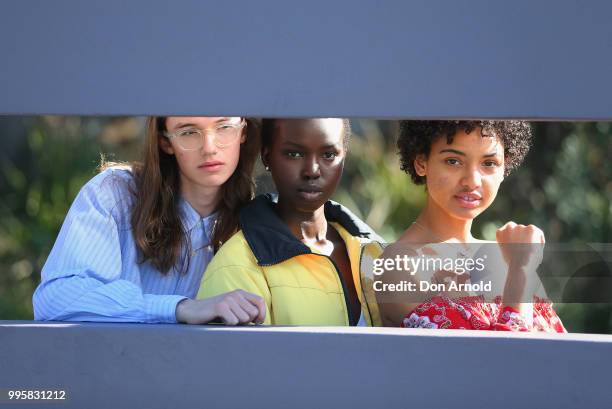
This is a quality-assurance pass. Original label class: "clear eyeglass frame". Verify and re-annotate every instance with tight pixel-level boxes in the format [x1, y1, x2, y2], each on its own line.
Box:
[164, 119, 246, 150]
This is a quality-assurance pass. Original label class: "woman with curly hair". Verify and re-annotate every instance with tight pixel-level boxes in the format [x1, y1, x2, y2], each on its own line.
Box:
[369, 120, 566, 332]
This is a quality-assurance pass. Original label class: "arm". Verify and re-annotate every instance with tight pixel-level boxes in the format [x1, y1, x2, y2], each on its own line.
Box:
[496, 222, 547, 329]
[33, 173, 184, 323]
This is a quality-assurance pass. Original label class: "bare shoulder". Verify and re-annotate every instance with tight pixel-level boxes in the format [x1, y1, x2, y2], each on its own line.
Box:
[379, 240, 420, 261]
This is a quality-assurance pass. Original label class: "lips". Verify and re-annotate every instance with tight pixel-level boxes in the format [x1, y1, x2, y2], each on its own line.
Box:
[454, 192, 482, 208]
[297, 185, 323, 200]
[198, 161, 224, 171]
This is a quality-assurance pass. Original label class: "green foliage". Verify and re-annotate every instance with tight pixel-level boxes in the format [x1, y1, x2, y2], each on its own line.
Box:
[334, 120, 425, 241]
[0, 116, 140, 319]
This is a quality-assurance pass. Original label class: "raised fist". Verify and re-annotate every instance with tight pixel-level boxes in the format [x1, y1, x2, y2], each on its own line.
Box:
[496, 222, 545, 273]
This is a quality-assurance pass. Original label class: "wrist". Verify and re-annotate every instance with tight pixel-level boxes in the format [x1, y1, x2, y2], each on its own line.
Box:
[175, 298, 193, 323]
[507, 262, 529, 277]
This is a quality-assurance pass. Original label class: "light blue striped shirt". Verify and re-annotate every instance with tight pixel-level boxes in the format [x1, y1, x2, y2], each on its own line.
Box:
[33, 167, 216, 323]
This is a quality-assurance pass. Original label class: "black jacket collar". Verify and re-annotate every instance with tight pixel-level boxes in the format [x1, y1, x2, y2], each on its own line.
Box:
[239, 193, 381, 266]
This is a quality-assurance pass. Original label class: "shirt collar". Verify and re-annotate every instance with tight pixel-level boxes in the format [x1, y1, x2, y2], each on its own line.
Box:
[179, 197, 218, 242]
[239, 193, 380, 266]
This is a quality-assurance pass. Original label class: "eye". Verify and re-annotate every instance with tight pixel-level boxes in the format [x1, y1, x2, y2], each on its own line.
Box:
[483, 160, 500, 168]
[285, 151, 303, 159]
[178, 128, 200, 137]
[322, 152, 337, 160]
[445, 158, 461, 166]
[217, 123, 238, 131]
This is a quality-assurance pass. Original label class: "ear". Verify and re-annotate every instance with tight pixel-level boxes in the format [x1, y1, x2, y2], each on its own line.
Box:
[240, 122, 247, 144]
[414, 154, 427, 177]
[261, 146, 270, 169]
[159, 135, 175, 155]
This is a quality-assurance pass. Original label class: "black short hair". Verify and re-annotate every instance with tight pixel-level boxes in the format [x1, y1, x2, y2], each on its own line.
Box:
[397, 120, 532, 185]
[261, 118, 351, 150]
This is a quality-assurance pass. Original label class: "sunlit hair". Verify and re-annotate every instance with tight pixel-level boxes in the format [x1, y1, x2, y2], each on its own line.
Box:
[397, 120, 532, 185]
[102, 117, 260, 274]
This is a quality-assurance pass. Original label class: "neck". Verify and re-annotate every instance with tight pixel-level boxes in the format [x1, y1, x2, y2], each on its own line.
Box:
[276, 198, 328, 243]
[180, 178, 221, 218]
[417, 197, 474, 243]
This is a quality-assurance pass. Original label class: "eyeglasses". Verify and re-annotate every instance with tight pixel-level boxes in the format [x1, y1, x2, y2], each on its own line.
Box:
[164, 119, 246, 150]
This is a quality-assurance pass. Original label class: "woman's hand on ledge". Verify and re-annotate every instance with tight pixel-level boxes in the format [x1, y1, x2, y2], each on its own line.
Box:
[176, 290, 266, 325]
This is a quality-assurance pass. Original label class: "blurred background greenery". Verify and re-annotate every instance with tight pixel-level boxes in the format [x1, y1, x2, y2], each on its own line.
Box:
[1, 117, 610, 332]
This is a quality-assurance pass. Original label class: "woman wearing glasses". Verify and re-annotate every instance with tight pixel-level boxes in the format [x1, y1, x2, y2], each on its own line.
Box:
[33, 116, 266, 325]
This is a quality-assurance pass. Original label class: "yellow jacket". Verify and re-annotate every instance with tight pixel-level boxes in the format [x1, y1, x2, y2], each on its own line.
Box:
[197, 194, 383, 326]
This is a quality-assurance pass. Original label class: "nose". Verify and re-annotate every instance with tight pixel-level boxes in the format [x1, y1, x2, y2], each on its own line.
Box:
[301, 155, 321, 180]
[461, 165, 482, 190]
[200, 131, 218, 156]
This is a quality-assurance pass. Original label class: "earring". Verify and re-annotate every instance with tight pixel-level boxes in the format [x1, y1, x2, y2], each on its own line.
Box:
[265, 165, 270, 171]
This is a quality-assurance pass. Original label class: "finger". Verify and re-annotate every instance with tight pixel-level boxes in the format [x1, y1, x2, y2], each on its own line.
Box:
[227, 290, 258, 321]
[240, 292, 267, 323]
[217, 304, 239, 326]
[227, 298, 251, 324]
[496, 222, 515, 240]
[496, 228, 507, 242]
[234, 295, 260, 321]
[500, 221, 517, 230]
[522, 224, 541, 243]
[527, 225, 545, 244]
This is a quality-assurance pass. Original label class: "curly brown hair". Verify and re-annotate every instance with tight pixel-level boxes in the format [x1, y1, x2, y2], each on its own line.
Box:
[397, 120, 532, 185]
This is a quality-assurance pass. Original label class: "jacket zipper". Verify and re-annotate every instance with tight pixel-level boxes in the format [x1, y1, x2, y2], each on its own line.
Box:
[314, 254, 356, 326]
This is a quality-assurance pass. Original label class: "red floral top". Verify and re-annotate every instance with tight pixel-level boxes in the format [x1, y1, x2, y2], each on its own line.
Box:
[400, 295, 566, 332]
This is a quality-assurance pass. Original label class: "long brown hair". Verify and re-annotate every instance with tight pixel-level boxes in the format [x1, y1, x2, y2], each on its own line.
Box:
[106, 116, 260, 274]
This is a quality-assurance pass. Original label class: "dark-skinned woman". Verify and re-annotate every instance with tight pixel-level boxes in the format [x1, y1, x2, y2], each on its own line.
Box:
[197, 118, 382, 326]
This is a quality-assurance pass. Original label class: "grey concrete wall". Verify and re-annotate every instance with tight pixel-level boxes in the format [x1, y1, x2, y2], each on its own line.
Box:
[1, 0, 612, 119]
[1, 321, 611, 408]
